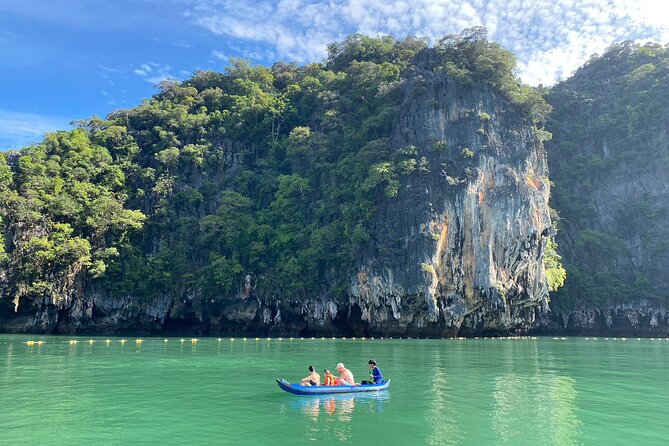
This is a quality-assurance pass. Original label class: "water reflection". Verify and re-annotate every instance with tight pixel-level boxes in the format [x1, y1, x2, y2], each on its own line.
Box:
[426, 350, 462, 445]
[289, 392, 388, 418]
[284, 393, 389, 441]
[492, 373, 581, 445]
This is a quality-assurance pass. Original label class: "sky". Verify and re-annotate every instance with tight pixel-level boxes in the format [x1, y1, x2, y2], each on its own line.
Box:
[1, 0, 668, 150]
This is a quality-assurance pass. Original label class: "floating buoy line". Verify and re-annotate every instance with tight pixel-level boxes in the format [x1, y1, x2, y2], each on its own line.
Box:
[18, 336, 669, 347]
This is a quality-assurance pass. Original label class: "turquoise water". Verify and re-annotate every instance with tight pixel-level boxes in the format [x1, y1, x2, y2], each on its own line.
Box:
[1, 335, 668, 445]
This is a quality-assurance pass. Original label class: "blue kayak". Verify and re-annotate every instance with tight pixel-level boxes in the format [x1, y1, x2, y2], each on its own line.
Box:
[276, 378, 390, 395]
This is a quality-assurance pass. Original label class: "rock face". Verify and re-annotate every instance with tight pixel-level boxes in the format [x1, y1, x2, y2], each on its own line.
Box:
[0, 51, 553, 337]
[348, 50, 552, 336]
[542, 42, 669, 336]
[536, 302, 669, 337]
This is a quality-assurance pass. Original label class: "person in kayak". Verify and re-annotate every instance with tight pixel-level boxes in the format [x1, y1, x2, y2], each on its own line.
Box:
[323, 369, 338, 386]
[367, 359, 384, 384]
[335, 363, 356, 385]
[300, 365, 320, 386]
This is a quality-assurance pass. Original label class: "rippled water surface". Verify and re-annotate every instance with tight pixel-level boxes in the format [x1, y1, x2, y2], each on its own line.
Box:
[1, 335, 668, 445]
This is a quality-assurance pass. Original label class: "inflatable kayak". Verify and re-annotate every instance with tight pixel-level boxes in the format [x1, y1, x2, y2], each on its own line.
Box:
[276, 378, 390, 395]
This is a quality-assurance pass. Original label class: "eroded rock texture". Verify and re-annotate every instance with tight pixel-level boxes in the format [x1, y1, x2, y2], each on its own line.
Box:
[349, 50, 551, 336]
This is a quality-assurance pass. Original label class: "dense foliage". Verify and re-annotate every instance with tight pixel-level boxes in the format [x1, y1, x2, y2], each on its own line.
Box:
[545, 41, 669, 309]
[0, 29, 555, 316]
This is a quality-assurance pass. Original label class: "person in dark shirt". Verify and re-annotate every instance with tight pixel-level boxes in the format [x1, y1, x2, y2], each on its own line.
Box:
[366, 359, 384, 384]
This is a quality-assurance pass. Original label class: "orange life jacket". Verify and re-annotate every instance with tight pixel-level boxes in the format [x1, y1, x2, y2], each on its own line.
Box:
[324, 375, 337, 386]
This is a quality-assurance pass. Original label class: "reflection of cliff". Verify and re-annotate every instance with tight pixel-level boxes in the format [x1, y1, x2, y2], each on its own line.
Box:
[492, 372, 581, 444]
[426, 351, 460, 444]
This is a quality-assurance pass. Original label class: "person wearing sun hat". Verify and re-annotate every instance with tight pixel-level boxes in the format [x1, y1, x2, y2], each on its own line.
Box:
[335, 362, 355, 385]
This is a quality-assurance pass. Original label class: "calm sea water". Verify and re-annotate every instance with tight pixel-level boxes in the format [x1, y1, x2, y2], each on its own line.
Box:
[1, 335, 668, 445]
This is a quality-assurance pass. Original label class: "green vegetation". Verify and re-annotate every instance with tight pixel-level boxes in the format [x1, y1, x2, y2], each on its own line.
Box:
[0, 30, 555, 313]
[461, 148, 475, 158]
[436, 27, 551, 125]
[545, 41, 669, 309]
[478, 111, 491, 121]
[544, 236, 567, 292]
[433, 140, 447, 152]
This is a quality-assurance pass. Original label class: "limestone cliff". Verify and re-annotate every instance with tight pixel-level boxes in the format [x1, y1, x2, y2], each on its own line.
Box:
[542, 41, 669, 336]
[0, 36, 554, 337]
[349, 50, 552, 336]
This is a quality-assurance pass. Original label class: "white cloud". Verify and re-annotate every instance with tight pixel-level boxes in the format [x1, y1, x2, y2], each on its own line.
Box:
[211, 50, 228, 61]
[0, 109, 72, 150]
[97, 63, 121, 73]
[151, 36, 193, 49]
[185, 0, 669, 85]
[133, 63, 178, 85]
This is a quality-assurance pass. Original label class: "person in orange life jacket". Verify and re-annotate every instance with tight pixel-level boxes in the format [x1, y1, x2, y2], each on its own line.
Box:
[323, 369, 338, 386]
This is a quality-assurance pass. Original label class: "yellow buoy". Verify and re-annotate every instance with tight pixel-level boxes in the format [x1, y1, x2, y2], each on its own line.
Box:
[243, 338, 247, 341]
[135, 339, 143, 344]
[68, 340, 78, 345]
[105, 339, 111, 345]
[37, 340, 45, 345]
[163, 339, 169, 343]
[25, 341, 35, 346]
[217, 338, 223, 342]
[180, 338, 186, 343]
[120, 339, 127, 345]
[191, 338, 198, 344]
[88, 340, 95, 345]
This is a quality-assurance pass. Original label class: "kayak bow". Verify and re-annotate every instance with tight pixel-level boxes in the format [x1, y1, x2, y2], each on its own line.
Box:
[276, 378, 390, 395]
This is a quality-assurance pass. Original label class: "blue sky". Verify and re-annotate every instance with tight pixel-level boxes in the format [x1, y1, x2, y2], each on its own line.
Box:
[1, 0, 668, 150]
